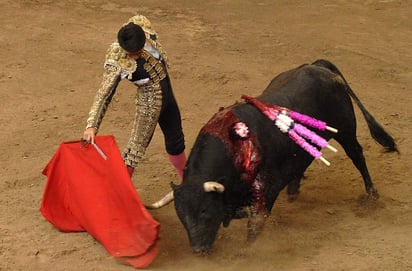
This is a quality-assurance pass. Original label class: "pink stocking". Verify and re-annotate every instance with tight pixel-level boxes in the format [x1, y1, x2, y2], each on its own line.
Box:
[168, 152, 186, 180]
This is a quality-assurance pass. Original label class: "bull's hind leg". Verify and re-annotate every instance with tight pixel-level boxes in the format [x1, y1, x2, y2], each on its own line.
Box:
[287, 178, 301, 202]
[335, 136, 379, 200]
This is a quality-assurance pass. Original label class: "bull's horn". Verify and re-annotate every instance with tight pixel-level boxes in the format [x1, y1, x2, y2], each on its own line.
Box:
[204, 181, 225, 193]
[145, 191, 174, 209]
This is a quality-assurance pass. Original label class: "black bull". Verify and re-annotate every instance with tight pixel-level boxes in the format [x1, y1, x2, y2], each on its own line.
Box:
[149, 59, 398, 253]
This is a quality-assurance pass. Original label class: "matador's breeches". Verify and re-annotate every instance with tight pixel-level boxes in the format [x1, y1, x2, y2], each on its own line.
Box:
[123, 83, 163, 168]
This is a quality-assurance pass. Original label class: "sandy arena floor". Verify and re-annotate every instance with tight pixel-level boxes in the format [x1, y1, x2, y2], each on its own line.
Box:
[1, 1, 411, 270]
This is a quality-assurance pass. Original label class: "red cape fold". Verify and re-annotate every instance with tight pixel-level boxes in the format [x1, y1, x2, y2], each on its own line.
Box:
[40, 135, 160, 268]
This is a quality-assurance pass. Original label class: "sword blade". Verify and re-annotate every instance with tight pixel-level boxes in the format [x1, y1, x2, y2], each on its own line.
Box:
[92, 142, 107, 160]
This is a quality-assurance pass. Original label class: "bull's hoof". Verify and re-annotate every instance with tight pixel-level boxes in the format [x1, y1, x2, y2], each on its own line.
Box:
[246, 213, 267, 242]
[246, 232, 257, 242]
[367, 187, 380, 201]
[287, 192, 299, 202]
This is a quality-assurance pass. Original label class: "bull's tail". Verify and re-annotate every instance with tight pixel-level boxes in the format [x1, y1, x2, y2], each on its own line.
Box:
[312, 59, 398, 153]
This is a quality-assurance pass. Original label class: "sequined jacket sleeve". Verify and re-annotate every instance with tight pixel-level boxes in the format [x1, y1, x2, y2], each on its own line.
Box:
[85, 53, 122, 130]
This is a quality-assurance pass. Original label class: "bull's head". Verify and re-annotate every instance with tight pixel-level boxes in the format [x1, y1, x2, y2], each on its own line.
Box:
[172, 181, 226, 254]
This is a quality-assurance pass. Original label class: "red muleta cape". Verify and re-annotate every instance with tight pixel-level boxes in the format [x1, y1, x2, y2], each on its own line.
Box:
[40, 135, 160, 268]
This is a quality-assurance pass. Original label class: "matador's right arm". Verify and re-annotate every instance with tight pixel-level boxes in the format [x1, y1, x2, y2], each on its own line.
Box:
[85, 43, 134, 131]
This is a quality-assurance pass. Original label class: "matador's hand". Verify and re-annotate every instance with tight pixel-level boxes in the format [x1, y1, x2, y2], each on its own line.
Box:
[83, 127, 97, 144]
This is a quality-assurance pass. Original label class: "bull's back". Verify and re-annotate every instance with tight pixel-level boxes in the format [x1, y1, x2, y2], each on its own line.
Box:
[231, 61, 358, 179]
[258, 62, 355, 131]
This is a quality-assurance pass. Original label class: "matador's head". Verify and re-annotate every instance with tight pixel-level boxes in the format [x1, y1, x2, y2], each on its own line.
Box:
[117, 22, 146, 60]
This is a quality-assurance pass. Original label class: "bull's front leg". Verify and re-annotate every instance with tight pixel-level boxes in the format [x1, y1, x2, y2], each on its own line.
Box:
[246, 209, 268, 242]
[246, 177, 268, 242]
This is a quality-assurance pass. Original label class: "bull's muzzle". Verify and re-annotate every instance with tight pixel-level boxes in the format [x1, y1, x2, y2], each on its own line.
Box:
[192, 245, 212, 255]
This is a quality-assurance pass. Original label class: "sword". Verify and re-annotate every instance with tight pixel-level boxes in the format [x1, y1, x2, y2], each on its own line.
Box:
[92, 142, 107, 160]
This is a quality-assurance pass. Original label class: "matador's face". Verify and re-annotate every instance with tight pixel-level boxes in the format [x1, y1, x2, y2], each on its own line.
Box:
[126, 49, 144, 60]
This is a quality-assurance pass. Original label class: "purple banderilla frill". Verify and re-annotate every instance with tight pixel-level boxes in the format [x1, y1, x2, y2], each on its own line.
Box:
[242, 95, 338, 166]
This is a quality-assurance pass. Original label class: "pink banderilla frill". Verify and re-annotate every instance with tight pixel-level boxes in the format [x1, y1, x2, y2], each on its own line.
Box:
[242, 95, 338, 166]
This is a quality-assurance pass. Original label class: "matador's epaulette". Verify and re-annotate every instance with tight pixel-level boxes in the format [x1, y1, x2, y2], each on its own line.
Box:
[104, 43, 136, 80]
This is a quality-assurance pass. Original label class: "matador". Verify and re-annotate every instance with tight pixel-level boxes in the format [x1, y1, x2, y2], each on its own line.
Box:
[83, 15, 186, 179]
